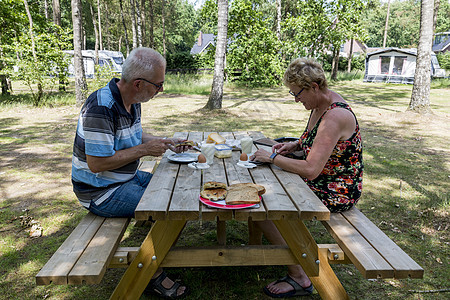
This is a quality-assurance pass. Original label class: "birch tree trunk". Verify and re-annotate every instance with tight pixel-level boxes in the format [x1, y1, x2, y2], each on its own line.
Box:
[140, 0, 146, 46]
[276, 0, 281, 40]
[71, 0, 88, 106]
[148, 0, 154, 48]
[44, 0, 49, 19]
[383, 0, 391, 48]
[119, 0, 130, 55]
[130, 0, 137, 49]
[408, 0, 434, 113]
[97, 0, 103, 50]
[347, 38, 354, 72]
[52, 0, 61, 26]
[162, 0, 166, 57]
[90, 3, 99, 65]
[136, 0, 142, 47]
[204, 0, 228, 110]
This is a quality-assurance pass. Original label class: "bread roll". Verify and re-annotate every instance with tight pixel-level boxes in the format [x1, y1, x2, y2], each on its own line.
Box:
[200, 188, 227, 201]
[203, 181, 227, 190]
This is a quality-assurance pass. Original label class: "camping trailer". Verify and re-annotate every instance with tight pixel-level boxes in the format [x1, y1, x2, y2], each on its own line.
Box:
[63, 50, 123, 78]
[363, 47, 445, 84]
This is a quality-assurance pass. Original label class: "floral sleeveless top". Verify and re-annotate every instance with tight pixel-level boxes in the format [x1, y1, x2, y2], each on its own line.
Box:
[299, 102, 363, 212]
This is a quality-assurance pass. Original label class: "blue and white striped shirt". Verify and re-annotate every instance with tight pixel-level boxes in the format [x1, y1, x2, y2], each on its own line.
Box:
[72, 78, 142, 208]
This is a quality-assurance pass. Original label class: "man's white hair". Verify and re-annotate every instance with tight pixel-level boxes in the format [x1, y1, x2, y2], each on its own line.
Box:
[121, 47, 166, 82]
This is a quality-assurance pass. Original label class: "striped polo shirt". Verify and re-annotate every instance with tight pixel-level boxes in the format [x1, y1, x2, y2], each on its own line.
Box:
[72, 78, 142, 208]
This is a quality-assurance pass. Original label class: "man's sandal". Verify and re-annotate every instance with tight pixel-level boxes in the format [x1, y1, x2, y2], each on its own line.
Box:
[263, 275, 313, 298]
[145, 271, 189, 299]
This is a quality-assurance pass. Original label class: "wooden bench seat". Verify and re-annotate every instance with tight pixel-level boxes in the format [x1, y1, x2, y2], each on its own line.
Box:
[322, 207, 424, 279]
[36, 160, 157, 285]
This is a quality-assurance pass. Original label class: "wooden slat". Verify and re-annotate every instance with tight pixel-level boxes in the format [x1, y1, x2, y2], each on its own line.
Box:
[342, 208, 424, 279]
[271, 165, 330, 221]
[68, 217, 130, 284]
[36, 213, 105, 285]
[135, 133, 189, 221]
[323, 213, 394, 279]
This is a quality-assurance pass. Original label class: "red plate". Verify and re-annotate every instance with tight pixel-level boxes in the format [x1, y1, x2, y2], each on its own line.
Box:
[199, 196, 261, 209]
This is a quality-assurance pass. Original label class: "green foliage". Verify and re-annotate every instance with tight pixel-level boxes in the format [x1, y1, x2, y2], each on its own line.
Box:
[320, 54, 366, 72]
[166, 51, 198, 70]
[1, 25, 72, 106]
[227, 0, 284, 87]
[436, 52, 450, 71]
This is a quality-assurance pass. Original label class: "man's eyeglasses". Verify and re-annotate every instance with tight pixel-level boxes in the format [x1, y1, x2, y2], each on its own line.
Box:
[136, 78, 163, 91]
[289, 88, 304, 98]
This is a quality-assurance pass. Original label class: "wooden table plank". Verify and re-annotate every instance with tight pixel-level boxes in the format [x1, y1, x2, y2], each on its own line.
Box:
[134, 133, 189, 221]
[271, 165, 330, 221]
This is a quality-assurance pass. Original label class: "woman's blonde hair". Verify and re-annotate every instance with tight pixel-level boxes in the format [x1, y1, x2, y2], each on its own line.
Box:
[283, 58, 328, 90]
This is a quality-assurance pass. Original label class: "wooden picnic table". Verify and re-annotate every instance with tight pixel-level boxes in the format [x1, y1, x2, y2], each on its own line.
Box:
[109, 131, 352, 299]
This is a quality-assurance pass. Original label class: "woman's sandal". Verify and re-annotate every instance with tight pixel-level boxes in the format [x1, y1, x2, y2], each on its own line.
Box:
[145, 271, 189, 299]
[263, 275, 313, 298]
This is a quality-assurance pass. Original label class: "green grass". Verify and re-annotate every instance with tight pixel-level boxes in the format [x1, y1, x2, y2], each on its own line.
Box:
[0, 77, 449, 299]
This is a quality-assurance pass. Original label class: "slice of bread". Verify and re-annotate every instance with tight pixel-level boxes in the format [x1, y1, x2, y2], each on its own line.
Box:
[206, 133, 226, 144]
[200, 188, 227, 201]
[228, 183, 265, 196]
[203, 181, 227, 190]
[225, 184, 261, 205]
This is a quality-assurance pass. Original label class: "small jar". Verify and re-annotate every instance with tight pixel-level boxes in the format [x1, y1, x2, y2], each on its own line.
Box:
[214, 144, 232, 158]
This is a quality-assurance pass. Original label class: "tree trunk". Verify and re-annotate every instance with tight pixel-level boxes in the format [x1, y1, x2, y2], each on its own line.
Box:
[383, 0, 391, 48]
[408, 0, 434, 113]
[433, 0, 440, 33]
[97, 0, 103, 50]
[52, 0, 61, 26]
[276, 0, 281, 40]
[71, 0, 88, 106]
[119, 0, 130, 55]
[0, 42, 9, 95]
[104, 2, 111, 50]
[162, 0, 166, 57]
[347, 38, 354, 72]
[148, 0, 154, 48]
[130, 0, 137, 49]
[204, 0, 228, 110]
[23, 0, 36, 61]
[136, 0, 142, 47]
[44, 0, 49, 19]
[90, 3, 99, 65]
[331, 47, 339, 81]
[140, 0, 146, 46]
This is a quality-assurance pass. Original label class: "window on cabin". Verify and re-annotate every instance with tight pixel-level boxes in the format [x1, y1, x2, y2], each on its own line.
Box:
[380, 56, 390, 74]
[392, 56, 406, 75]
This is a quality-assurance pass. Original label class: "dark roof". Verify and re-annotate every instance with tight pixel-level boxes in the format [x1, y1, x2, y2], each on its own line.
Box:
[432, 36, 450, 53]
[190, 33, 215, 55]
[366, 47, 417, 57]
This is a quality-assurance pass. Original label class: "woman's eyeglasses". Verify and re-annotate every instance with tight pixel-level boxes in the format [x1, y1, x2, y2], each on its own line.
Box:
[289, 88, 304, 97]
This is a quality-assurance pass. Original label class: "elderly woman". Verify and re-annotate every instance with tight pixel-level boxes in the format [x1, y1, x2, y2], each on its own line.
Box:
[250, 58, 363, 298]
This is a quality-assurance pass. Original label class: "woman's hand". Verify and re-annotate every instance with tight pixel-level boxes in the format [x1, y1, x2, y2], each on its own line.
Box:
[250, 148, 273, 163]
[272, 142, 298, 155]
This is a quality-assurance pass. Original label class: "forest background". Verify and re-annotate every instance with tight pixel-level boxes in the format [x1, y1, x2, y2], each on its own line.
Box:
[0, 0, 449, 106]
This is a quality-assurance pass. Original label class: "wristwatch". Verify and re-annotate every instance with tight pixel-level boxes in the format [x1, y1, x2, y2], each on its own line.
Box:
[269, 152, 279, 163]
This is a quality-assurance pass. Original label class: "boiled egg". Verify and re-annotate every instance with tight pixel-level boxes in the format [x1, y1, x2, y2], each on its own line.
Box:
[197, 154, 207, 164]
[240, 152, 248, 161]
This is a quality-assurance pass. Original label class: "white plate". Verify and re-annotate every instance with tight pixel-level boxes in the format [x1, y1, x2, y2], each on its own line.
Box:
[236, 161, 257, 168]
[167, 153, 199, 163]
[188, 162, 210, 169]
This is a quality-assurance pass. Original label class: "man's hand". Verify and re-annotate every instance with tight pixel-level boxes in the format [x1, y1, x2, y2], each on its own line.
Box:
[168, 138, 194, 153]
[142, 138, 175, 156]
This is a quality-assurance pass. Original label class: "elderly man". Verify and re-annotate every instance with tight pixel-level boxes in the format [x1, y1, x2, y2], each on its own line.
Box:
[71, 47, 188, 298]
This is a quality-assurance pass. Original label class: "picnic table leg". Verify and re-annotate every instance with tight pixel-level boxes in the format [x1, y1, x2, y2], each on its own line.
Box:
[110, 219, 186, 300]
[274, 219, 349, 300]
